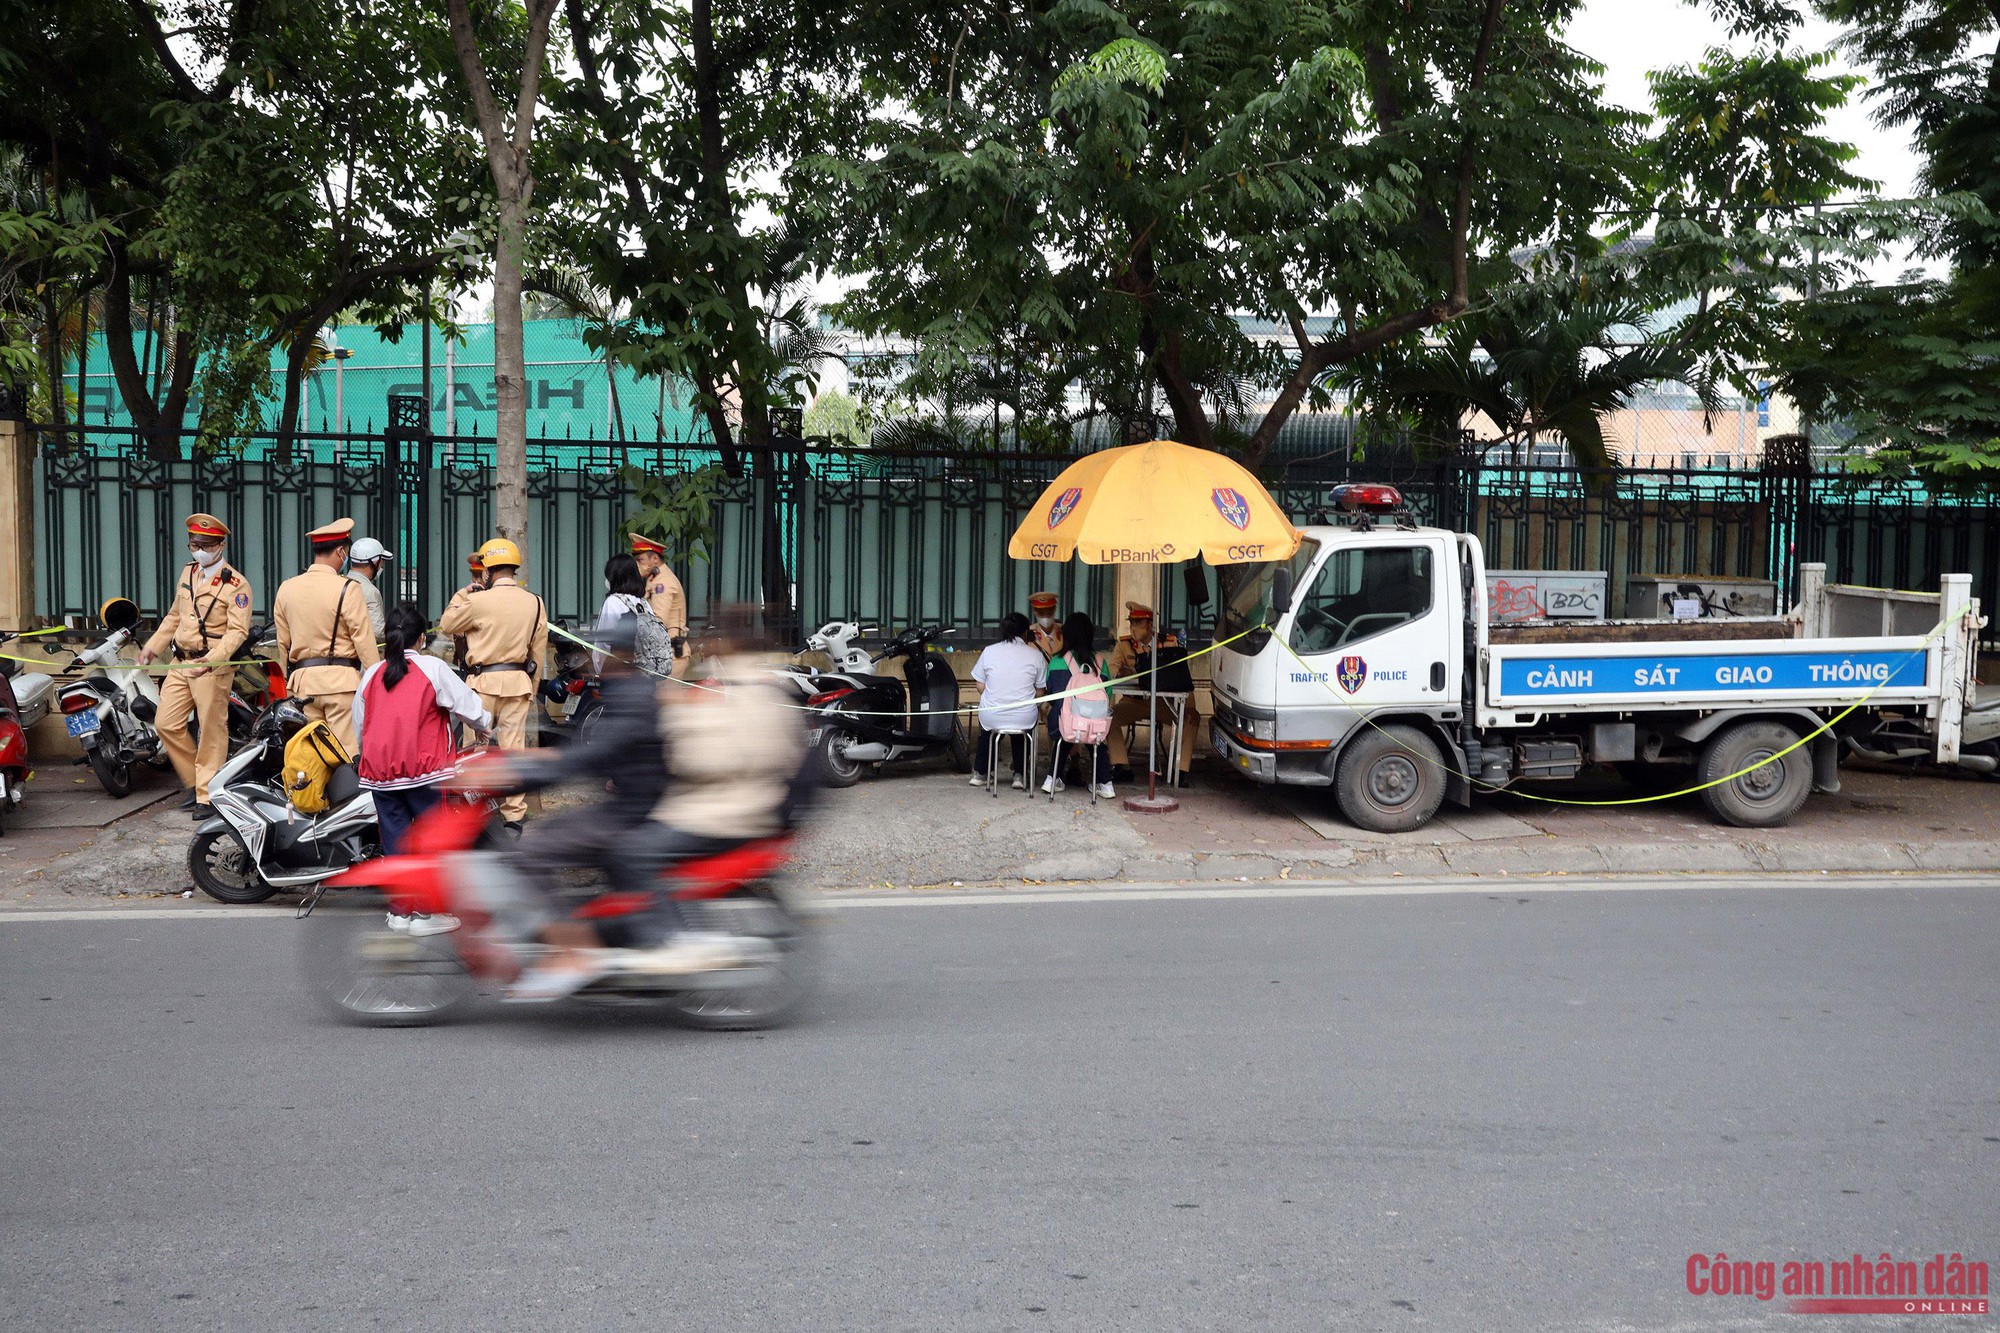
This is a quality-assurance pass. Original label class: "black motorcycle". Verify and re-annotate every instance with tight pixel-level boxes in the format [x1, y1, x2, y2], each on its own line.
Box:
[802, 625, 969, 786]
[537, 634, 606, 748]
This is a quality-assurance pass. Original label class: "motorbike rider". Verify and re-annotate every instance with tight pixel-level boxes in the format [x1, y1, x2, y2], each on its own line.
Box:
[480, 614, 667, 957]
[137, 513, 254, 818]
[494, 605, 806, 1001]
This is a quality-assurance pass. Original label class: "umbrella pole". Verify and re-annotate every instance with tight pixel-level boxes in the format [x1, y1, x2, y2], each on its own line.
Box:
[1125, 560, 1178, 814]
[1147, 561, 1158, 801]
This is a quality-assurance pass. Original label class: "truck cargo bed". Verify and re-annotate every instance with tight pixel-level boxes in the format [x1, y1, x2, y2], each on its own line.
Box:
[1489, 618, 1795, 645]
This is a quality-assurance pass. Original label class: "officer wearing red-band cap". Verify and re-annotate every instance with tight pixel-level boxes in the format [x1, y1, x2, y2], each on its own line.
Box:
[628, 533, 689, 674]
[272, 517, 379, 752]
[137, 513, 253, 816]
[1107, 600, 1198, 780]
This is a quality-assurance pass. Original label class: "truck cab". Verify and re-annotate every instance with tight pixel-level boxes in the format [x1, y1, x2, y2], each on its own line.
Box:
[1210, 512, 1475, 829]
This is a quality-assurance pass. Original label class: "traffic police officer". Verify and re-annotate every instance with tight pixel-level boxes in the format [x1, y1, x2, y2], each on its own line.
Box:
[628, 533, 689, 672]
[272, 517, 379, 753]
[1028, 591, 1063, 659]
[1106, 601, 1198, 779]
[439, 537, 549, 830]
[136, 513, 253, 817]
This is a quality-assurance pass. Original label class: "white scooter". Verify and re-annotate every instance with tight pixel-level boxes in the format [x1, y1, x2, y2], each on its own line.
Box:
[54, 598, 166, 797]
[191, 699, 379, 903]
[771, 622, 877, 699]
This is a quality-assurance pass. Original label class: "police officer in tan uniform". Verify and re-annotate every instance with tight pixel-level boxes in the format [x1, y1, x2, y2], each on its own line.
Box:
[439, 537, 549, 831]
[136, 513, 253, 817]
[272, 517, 379, 753]
[629, 533, 689, 672]
[1106, 601, 1199, 780]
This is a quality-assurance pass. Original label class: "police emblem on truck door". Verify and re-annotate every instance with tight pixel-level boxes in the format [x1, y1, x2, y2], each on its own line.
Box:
[1336, 656, 1367, 693]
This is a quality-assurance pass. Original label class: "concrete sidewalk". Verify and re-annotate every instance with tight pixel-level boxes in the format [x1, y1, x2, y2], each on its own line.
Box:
[5, 751, 1996, 903]
[799, 755, 2000, 888]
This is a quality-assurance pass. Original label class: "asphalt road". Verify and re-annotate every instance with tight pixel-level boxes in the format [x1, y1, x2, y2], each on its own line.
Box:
[3, 878, 1995, 1332]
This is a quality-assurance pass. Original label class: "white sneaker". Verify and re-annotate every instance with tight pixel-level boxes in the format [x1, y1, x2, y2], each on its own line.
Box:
[968, 772, 985, 786]
[405, 913, 461, 937]
[1041, 775, 1065, 794]
[621, 930, 745, 975]
[1094, 782, 1116, 799]
[384, 912, 412, 933]
[1011, 775, 1026, 791]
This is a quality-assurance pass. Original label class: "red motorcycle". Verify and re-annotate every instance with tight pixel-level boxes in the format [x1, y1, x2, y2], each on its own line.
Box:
[300, 792, 816, 1030]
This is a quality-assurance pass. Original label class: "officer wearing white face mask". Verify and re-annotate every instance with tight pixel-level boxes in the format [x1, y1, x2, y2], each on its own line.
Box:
[137, 512, 254, 816]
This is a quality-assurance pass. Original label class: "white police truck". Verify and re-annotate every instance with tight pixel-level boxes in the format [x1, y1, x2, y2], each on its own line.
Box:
[1208, 485, 1993, 834]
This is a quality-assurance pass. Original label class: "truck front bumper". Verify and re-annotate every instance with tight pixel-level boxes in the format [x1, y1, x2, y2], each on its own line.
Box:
[1209, 720, 1333, 787]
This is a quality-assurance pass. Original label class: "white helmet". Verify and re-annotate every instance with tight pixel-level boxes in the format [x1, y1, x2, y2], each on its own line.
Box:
[350, 537, 394, 564]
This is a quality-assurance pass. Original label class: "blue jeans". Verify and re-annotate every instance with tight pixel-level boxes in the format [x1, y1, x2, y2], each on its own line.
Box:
[372, 783, 443, 856]
[1046, 698, 1111, 784]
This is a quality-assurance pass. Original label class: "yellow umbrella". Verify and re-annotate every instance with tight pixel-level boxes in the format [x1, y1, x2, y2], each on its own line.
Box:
[1006, 440, 1302, 810]
[1006, 439, 1302, 566]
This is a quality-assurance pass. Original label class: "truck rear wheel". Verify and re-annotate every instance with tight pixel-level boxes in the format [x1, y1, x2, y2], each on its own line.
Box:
[1696, 720, 1811, 828]
[1335, 724, 1447, 833]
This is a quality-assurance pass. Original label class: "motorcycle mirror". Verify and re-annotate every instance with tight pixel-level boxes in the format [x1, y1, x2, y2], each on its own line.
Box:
[99, 597, 141, 632]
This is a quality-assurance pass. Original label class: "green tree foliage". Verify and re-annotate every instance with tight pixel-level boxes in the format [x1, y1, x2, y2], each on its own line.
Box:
[804, 0, 1635, 468]
[1764, 0, 2000, 474]
[1336, 292, 1719, 469]
[0, 0, 477, 453]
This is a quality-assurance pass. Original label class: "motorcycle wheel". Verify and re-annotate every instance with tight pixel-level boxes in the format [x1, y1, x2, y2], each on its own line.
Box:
[658, 892, 816, 1031]
[947, 722, 972, 773]
[187, 827, 279, 904]
[86, 746, 134, 798]
[814, 727, 865, 788]
[298, 893, 477, 1027]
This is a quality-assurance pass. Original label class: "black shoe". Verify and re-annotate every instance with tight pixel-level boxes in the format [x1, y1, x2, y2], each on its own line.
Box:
[190, 803, 215, 820]
[1110, 765, 1134, 782]
[178, 792, 197, 811]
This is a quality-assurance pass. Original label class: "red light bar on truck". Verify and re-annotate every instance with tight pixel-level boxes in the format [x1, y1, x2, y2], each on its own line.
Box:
[1328, 483, 1404, 514]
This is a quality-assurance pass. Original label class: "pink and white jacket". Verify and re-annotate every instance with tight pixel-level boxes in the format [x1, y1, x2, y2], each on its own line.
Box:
[353, 652, 492, 791]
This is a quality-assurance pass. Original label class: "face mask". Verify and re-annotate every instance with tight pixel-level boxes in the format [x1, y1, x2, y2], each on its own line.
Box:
[191, 545, 223, 569]
[605, 578, 612, 592]
[1036, 616, 1055, 629]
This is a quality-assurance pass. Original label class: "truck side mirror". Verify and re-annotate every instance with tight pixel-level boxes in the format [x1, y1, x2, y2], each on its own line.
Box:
[1272, 567, 1294, 616]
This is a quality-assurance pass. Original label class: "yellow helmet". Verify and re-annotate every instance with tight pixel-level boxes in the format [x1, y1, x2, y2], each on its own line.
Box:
[477, 538, 523, 569]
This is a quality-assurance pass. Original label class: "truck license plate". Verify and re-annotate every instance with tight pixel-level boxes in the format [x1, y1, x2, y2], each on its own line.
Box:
[65, 711, 100, 738]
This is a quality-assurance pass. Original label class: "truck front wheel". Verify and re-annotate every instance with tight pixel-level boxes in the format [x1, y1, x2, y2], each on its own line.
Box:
[1335, 724, 1447, 833]
[1696, 720, 1811, 828]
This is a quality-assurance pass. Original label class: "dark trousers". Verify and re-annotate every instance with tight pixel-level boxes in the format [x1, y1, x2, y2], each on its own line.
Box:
[609, 822, 750, 944]
[973, 728, 1026, 778]
[372, 783, 443, 856]
[1046, 698, 1111, 784]
[512, 802, 633, 903]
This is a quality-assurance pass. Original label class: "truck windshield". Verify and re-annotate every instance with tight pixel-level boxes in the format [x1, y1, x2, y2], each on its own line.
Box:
[1217, 540, 1320, 654]
[1289, 544, 1434, 655]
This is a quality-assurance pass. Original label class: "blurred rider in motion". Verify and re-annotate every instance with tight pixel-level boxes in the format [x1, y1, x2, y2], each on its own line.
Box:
[497, 605, 807, 1001]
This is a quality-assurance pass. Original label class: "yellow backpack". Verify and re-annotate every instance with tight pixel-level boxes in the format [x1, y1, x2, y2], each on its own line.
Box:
[282, 720, 352, 814]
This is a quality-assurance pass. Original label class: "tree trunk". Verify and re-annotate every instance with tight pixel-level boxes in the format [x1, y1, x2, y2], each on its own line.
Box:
[102, 266, 181, 460]
[275, 330, 316, 461]
[445, 0, 559, 551]
[492, 192, 530, 544]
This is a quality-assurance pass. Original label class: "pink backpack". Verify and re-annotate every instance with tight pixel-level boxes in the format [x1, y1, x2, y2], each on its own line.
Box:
[1059, 653, 1113, 745]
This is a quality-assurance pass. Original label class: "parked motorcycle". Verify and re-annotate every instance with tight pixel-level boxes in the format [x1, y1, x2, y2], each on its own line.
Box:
[189, 699, 378, 903]
[0, 649, 40, 836]
[55, 598, 167, 797]
[537, 633, 606, 746]
[801, 624, 969, 786]
[299, 774, 815, 1030]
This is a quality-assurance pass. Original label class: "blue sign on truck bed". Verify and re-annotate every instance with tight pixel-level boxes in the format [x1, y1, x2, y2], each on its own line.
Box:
[1492, 643, 1932, 704]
